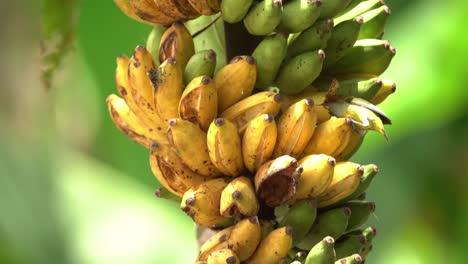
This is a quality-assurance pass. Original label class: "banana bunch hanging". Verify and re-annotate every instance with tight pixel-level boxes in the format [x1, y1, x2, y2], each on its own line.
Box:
[107, 0, 396, 263]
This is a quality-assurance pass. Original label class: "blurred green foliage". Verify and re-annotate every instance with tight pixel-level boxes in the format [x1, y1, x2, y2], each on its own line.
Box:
[1, 0, 467, 263]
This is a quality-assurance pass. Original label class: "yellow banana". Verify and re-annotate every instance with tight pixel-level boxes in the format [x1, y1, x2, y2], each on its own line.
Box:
[371, 79, 397, 105]
[318, 161, 364, 208]
[214, 56, 257, 112]
[254, 155, 301, 207]
[228, 216, 262, 261]
[180, 178, 230, 227]
[335, 130, 366, 162]
[188, 0, 221, 15]
[159, 22, 195, 70]
[107, 94, 165, 148]
[302, 117, 354, 158]
[198, 225, 235, 261]
[167, 118, 221, 177]
[149, 142, 207, 197]
[152, 0, 199, 21]
[207, 249, 240, 264]
[220, 176, 259, 217]
[127, 0, 175, 25]
[242, 114, 277, 173]
[245, 226, 293, 264]
[148, 57, 183, 122]
[273, 98, 318, 159]
[289, 154, 336, 203]
[178, 75, 218, 132]
[220, 91, 283, 133]
[207, 118, 244, 176]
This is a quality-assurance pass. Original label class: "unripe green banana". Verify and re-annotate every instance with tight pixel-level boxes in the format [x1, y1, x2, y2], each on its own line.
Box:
[279, 199, 317, 243]
[334, 0, 384, 25]
[305, 236, 336, 264]
[184, 50, 217, 85]
[334, 233, 367, 260]
[343, 164, 378, 201]
[325, 77, 383, 101]
[335, 254, 363, 264]
[278, 0, 323, 33]
[326, 39, 396, 76]
[323, 17, 364, 68]
[358, 5, 391, 39]
[343, 201, 376, 231]
[319, 0, 353, 19]
[221, 0, 255, 23]
[244, 0, 283, 36]
[252, 33, 288, 89]
[276, 50, 326, 95]
[296, 207, 352, 250]
[220, 176, 259, 217]
[358, 226, 377, 259]
[146, 25, 166, 64]
[286, 19, 334, 59]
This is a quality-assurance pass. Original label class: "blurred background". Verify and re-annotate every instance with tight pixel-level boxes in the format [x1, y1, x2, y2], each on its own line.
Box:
[1, 0, 467, 263]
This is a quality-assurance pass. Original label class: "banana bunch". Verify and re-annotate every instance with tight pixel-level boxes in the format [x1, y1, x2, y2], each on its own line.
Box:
[107, 0, 399, 263]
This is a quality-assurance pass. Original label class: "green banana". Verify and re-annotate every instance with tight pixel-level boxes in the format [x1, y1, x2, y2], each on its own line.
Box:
[244, 0, 283, 36]
[221, 0, 254, 23]
[334, 233, 367, 259]
[296, 207, 351, 250]
[305, 236, 336, 264]
[335, 254, 363, 264]
[334, 0, 384, 25]
[343, 164, 378, 201]
[319, 0, 353, 19]
[359, 226, 377, 259]
[278, 0, 323, 33]
[343, 201, 376, 231]
[184, 50, 217, 85]
[323, 17, 364, 68]
[279, 199, 317, 243]
[276, 50, 326, 95]
[358, 5, 391, 39]
[252, 33, 288, 89]
[326, 77, 383, 101]
[326, 39, 396, 76]
[146, 25, 166, 64]
[286, 19, 334, 59]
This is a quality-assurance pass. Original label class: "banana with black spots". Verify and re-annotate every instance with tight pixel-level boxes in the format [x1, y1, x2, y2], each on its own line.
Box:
[227, 217, 262, 261]
[245, 226, 294, 264]
[220, 176, 259, 217]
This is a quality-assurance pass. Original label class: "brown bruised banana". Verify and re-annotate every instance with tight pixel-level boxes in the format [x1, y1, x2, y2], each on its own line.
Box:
[214, 55, 257, 112]
[220, 176, 259, 217]
[289, 154, 336, 203]
[180, 178, 230, 227]
[245, 226, 293, 264]
[273, 98, 318, 159]
[152, 0, 199, 22]
[227, 216, 262, 261]
[207, 118, 244, 177]
[242, 114, 278, 173]
[178, 75, 218, 132]
[148, 57, 183, 122]
[221, 91, 283, 133]
[167, 118, 221, 177]
[318, 161, 364, 207]
[149, 142, 207, 197]
[302, 117, 354, 158]
[159, 22, 195, 69]
[188, 0, 221, 16]
[116, 0, 174, 26]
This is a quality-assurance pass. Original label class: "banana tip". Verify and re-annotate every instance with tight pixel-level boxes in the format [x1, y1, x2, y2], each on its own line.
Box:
[214, 118, 225, 126]
[369, 202, 376, 212]
[343, 207, 352, 216]
[168, 118, 178, 126]
[328, 157, 336, 166]
[355, 16, 364, 25]
[232, 190, 242, 200]
[201, 76, 212, 85]
[246, 56, 256, 65]
[285, 226, 293, 236]
[226, 256, 237, 264]
[323, 236, 335, 245]
[318, 49, 326, 60]
[248, 216, 259, 224]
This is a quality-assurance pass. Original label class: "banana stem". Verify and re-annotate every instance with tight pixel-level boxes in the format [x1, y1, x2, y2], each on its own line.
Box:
[223, 22, 262, 61]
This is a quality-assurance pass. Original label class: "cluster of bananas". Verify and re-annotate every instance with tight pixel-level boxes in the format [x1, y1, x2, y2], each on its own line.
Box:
[107, 0, 396, 263]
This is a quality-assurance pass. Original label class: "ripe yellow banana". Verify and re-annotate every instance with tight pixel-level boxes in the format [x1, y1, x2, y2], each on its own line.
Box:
[148, 57, 183, 122]
[207, 118, 244, 176]
[371, 79, 396, 105]
[289, 154, 336, 203]
[167, 118, 221, 177]
[228, 216, 262, 261]
[254, 155, 301, 207]
[242, 114, 277, 173]
[107, 94, 165, 148]
[149, 142, 207, 197]
[188, 0, 221, 15]
[214, 56, 257, 112]
[302, 117, 354, 158]
[207, 248, 240, 264]
[159, 22, 195, 70]
[318, 161, 364, 207]
[152, 0, 199, 21]
[220, 91, 283, 133]
[178, 75, 218, 132]
[220, 176, 259, 217]
[273, 98, 318, 159]
[180, 178, 230, 227]
[198, 225, 235, 261]
[245, 226, 293, 264]
[127, 0, 175, 25]
[335, 130, 366, 162]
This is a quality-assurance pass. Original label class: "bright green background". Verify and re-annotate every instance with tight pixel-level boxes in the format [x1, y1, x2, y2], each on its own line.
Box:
[1, 0, 468, 263]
